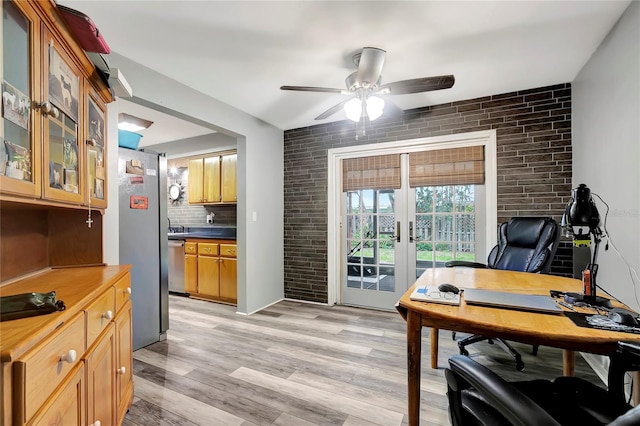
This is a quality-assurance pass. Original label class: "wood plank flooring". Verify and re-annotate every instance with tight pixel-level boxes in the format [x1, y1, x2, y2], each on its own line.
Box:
[123, 295, 602, 426]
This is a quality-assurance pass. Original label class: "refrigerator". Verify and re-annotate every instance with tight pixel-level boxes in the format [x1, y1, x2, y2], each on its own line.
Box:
[118, 147, 169, 350]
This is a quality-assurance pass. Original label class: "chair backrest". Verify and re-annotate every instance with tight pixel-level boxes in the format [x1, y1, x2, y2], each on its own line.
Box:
[487, 217, 560, 274]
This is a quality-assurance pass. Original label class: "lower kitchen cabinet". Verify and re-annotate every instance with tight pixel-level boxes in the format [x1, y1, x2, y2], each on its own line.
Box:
[115, 301, 133, 425]
[184, 239, 237, 304]
[29, 362, 85, 426]
[86, 324, 115, 426]
[0, 266, 133, 426]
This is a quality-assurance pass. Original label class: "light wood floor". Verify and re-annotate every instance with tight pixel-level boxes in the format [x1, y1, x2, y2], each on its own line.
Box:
[123, 295, 602, 426]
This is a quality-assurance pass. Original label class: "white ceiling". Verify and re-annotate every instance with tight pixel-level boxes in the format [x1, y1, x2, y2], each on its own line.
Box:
[60, 1, 630, 132]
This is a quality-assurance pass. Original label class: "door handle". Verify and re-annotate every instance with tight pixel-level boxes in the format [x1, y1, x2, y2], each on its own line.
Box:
[396, 221, 401, 243]
[409, 221, 414, 243]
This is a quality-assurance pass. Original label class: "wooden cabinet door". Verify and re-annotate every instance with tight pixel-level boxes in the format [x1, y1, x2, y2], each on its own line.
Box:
[220, 257, 237, 301]
[115, 301, 133, 425]
[221, 154, 237, 203]
[198, 256, 220, 297]
[184, 254, 198, 294]
[188, 158, 204, 203]
[30, 363, 85, 426]
[203, 156, 221, 203]
[85, 324, 115, 426]
[0, 0, 42, 198]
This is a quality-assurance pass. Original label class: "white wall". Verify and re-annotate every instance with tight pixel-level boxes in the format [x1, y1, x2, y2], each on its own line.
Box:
[573, 1, 640, 311]
[103, 53, 284, 314]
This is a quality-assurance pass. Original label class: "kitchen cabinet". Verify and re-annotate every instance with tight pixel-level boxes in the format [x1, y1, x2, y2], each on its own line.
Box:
[184, 239, 237, 304]
[0, 266, 132, 426]
[184, 242, 198, 294]
[187, 152, 236, 204]
[28, 363, 85, 426]
[197, 243, 220, 297]
[1, 0, 111, 207]
[219, 244, 237, 300]
[115, 301, 133, 425]
[221, 153, 237, 203]
[85, 324, 115, 426]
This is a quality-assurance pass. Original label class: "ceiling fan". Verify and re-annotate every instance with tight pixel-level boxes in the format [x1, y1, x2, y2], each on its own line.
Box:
[280, 47, 455, 123]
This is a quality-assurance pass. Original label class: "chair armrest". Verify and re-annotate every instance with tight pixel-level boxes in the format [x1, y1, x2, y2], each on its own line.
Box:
[447, 355, 561, 426]
[445, 261, 488, 268]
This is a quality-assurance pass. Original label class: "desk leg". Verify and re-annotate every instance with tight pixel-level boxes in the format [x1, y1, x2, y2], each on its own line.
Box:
[562, 350, 575, 376]
[431, 328, 439, 369]
[407, 310, 422, 426]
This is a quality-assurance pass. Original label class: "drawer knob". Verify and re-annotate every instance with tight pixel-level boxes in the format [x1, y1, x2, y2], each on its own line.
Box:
[60, 349, 77, 364]
[102, 310, 113, 320]
[91, 421, 101, 426]
[126, 287, 132, 295]
[117, 366, 126, 375]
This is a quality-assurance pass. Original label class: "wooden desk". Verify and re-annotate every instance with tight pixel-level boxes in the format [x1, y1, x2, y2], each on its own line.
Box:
[396, 267, 640, 426]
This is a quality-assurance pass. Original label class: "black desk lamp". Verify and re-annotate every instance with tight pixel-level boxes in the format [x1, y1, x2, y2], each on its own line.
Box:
[561, 184, 611, 308]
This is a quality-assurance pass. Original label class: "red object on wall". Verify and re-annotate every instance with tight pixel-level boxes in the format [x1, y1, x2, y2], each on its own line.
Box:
[130, 196, 148, 210]
[57, 5, 110, 54]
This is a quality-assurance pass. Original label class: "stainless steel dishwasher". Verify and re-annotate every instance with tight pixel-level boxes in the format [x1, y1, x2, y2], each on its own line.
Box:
[168, 240, 186, 294]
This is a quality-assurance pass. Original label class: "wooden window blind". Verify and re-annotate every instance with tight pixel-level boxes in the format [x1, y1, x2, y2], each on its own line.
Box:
[342, 154, 401, 191]
[409, 146, 485, 187]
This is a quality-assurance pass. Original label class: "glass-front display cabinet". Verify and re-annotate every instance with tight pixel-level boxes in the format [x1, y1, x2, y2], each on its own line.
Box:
[42, 27, 83, 204]
[1, 0, 41, 197]
[86, 91, 107, 208]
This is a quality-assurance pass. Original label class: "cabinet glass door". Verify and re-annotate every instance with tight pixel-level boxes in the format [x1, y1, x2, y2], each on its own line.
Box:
[1, 0, 40, 196]
[86, 93, 106, 207]
[42, 29, 82, 204]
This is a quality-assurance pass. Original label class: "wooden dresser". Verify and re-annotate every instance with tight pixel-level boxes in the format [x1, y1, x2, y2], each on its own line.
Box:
[0, 266, 133, 426]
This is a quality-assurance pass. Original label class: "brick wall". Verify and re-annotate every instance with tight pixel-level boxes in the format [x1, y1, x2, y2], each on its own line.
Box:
[284, 83, 573, 303]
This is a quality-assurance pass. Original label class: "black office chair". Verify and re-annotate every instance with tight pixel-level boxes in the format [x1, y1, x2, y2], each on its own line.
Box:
[446, 216, 561, 370]
[444, 341, 640, 426]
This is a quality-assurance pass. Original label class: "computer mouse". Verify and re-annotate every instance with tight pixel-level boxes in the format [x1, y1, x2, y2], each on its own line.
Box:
[438, 283, 460, 294]
[608, 308, 639, 327]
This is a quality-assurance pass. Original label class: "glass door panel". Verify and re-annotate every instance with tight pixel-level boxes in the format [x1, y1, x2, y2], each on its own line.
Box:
[343, 189, 406, 310]
[86, 93, 106, 207]
[42, 28, 82, 203]
[1, 0, 39, 196]
[411, 185, 478, 279]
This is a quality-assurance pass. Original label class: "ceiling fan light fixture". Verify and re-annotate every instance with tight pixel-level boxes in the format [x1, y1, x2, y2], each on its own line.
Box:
[366, 96, 384, 121]
[344, 98, 362, 122]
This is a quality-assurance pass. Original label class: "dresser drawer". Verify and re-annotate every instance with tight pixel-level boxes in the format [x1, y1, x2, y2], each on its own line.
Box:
[198, 243, 219, 256]
[12, 312, 85, 425]
[114, 273, 132, 313]
[220, 244, 237, 258]
[85, 288, 115, 349]
[184, 242, 198, 254]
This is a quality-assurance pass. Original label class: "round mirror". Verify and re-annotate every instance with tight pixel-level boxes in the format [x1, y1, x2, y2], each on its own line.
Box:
[168, 183, 182, 202]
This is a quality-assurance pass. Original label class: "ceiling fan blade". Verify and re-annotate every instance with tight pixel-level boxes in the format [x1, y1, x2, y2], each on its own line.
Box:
[378, 75, 455, 95]
[280, 85, 347, 94]
[315, 99, 350, 120]
[356, 47, 386, 86]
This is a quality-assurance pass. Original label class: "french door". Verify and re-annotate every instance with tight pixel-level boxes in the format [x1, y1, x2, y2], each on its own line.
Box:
[342, 155, 485, 310]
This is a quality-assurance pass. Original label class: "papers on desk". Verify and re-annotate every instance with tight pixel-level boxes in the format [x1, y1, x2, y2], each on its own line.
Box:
[410, 286, 461, 305]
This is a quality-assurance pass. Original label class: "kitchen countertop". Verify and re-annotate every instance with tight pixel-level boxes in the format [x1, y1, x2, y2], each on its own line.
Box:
[168, 226, 236, 241]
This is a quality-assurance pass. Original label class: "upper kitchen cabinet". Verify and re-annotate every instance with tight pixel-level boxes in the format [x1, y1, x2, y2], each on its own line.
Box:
[221, 153, 237, 203]
[0, 0, 112, 208]
[188, 155, 220, 204]
[188, 151, 236, 205]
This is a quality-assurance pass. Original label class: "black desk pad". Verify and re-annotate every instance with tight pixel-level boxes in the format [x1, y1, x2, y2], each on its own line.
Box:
[565, 312, 640, 335]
